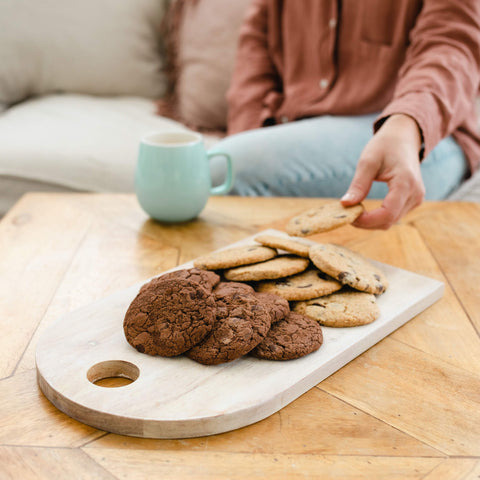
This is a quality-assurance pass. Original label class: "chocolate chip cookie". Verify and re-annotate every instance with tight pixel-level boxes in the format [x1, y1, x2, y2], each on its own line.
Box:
[194, 245, 277, 270]
[309, 243, 388, 294]
[254, 234, 310, 257]
[255, 267, 342, 301]
[293, 289, 380, 327]
[224, 255, 310, 282]
[286, 201, 364, 237]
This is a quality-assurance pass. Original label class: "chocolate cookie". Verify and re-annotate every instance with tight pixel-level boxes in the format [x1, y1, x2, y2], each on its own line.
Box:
[213, 281, 255, 298]
[250, 312, 323, 361]
[124, 278, 216, 357]
[254, 292, 291, 323]
[254, 234, 310, 257]
[255, 267, 342, 301]
[286, 201, 364, 237]
[157, 268, 220, 291]
[193, 245, 277, 270]
[186, 292, 272, 365]
[224, 255, 310, 282]
[143, 268, 220, 294]
[309, 243, 388, 294]
[293, 289, 380, 327]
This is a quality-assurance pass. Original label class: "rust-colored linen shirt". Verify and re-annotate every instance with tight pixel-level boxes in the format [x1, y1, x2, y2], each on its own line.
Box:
[226, 0, 480, 173]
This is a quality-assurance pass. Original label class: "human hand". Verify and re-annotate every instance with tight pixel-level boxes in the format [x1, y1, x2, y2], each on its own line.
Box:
[341, 114, 425, 230]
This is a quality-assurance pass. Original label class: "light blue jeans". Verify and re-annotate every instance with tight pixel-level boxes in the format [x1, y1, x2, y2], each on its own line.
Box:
[211, 114, 467, 199]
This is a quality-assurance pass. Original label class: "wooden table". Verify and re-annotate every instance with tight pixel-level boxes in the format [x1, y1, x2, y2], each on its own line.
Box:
[1, 193, 479, 480]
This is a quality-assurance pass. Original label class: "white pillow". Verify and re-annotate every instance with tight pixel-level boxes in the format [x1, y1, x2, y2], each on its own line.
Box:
[0, 0, 169, 105]
[0, 94, 190, 193]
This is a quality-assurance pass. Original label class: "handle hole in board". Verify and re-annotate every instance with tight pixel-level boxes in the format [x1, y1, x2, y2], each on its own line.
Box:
[87, 360, 140, 388]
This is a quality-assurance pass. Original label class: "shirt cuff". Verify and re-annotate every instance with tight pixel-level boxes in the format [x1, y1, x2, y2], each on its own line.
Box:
[374, 92, 445, 160]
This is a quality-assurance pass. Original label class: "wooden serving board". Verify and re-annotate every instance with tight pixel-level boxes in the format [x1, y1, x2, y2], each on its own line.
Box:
[36, 229, 444, 439]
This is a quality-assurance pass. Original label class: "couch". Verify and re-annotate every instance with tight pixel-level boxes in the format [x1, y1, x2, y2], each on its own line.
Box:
[1, 0, 479, 217]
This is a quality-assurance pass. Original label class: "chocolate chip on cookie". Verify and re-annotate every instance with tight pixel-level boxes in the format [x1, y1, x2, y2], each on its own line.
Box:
[286, 201, 364, 237]
[124, 277, 216, 357]
[250, 311, 323, 360]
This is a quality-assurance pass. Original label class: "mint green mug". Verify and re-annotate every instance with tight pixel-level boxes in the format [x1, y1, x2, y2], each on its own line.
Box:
[135, 131, 233, 222]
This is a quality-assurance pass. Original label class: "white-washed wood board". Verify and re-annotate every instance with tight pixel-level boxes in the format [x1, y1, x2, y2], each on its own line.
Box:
[36, 229, 444, 438]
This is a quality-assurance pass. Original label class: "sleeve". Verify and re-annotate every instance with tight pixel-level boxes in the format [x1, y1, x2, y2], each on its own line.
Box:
[226, 0, 282, 135]
[374, 0, 480, 159]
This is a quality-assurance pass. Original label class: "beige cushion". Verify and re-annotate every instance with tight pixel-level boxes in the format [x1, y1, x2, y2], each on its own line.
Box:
[0, 0, 169, 106]
[175, 0, 252, 130]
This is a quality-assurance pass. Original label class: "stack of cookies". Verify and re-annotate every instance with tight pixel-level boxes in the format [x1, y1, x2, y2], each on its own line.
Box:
[193, 233, 387, 329]
[123, 201, 388, 365]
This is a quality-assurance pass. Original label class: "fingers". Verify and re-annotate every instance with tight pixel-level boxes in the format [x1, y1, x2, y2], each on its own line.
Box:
[352, 187, 406, 230]
[341, 155, 379, 206]
[352, 175, 425, 230]
[341, 119, 426, 230]
[341, 155, 425, 230]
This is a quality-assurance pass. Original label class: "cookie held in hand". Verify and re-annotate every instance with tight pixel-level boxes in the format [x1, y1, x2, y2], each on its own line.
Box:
[286, 201, 364, 237]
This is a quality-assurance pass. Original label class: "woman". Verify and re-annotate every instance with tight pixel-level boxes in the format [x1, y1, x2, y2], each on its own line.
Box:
[213, 0, 480, 229]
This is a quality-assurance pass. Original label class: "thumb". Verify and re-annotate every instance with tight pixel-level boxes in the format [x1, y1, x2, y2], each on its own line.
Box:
[341, 157, 378, 206]
[341, 188, 365, 206]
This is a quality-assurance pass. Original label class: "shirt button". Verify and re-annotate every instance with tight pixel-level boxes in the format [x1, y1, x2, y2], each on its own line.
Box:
[328, 18, 337, 29]
[319, 78, 330, 89]
[280, 115, 289, 123]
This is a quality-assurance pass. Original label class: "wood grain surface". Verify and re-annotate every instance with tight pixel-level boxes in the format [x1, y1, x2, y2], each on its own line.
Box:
[1, 193, 479, 479]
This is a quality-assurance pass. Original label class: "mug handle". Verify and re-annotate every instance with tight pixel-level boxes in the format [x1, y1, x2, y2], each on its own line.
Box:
[207, 151, 233, 195]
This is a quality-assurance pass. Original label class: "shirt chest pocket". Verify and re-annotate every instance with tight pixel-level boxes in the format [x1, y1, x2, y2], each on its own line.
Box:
[360, 0, 404, 46]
